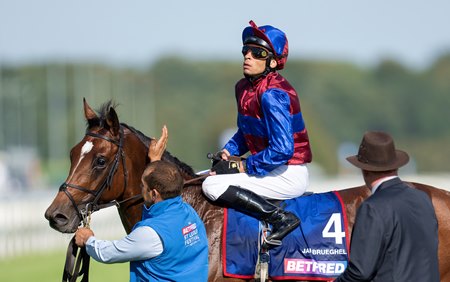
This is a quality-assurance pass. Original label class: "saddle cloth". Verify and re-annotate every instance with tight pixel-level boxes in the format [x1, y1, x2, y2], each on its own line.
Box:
[222, 191, 349, 281]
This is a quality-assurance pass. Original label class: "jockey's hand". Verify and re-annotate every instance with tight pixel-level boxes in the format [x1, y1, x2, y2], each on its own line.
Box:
[75, 227, 94, 247]
[210, 149, 230, 166]
[211, 160, 241, 174]
[219, 149, 230, 160]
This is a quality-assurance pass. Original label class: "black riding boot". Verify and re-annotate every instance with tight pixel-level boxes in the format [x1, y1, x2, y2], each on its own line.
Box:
[218, 185, 300, 248]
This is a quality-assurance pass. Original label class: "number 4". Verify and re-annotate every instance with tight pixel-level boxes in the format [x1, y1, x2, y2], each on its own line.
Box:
[322, 213, 346, 244]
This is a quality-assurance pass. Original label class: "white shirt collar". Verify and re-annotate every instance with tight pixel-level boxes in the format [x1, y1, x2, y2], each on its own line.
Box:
[371, 176, 398, 194]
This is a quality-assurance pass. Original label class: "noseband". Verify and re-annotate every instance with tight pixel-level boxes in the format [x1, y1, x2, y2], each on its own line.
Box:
[59, 127, 128, 224]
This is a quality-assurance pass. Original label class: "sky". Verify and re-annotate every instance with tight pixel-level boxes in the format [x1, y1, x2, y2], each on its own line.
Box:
[1, 0, 450, 69]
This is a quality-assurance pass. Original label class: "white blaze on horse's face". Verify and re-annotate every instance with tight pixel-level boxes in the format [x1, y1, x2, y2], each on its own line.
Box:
[74, 141, 94, 172]
[81, 141, 94, 156]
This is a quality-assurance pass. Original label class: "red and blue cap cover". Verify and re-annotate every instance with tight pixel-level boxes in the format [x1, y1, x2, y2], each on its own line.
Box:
[242, 20, 289, 70]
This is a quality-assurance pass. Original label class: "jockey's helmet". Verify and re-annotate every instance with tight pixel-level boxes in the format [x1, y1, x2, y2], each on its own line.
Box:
[242, 20, 289, 70]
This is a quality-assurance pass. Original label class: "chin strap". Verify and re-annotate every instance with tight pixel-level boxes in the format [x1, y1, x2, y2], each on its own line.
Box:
[245, 57, 276, 83]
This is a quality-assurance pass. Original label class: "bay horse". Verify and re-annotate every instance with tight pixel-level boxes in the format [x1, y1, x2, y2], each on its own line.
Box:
[45, 99, 450, 281]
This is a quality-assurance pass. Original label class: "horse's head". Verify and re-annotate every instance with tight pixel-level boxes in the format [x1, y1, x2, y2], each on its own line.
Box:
[45, 99, 146, 233]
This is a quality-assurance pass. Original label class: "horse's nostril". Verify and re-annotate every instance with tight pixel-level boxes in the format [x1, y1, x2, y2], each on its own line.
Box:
[53, 213, 69, 225]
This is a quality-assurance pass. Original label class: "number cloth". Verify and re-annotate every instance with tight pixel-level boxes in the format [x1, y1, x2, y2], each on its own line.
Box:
[223, 191, 349, 280]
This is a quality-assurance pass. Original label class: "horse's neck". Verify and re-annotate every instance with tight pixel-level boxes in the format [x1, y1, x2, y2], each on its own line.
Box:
[118, 204, 142, 234]
[117, 127, 203, 233]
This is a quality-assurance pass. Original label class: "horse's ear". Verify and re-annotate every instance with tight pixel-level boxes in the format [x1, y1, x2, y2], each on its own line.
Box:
[83, 98, 98, 121]
[106, 106, 120, 136]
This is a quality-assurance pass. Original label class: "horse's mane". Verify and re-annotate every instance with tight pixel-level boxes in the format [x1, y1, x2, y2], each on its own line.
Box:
[89, 100, 197, 178]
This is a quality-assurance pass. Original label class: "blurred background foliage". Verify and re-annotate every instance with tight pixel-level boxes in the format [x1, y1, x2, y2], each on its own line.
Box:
[1, 53, 450, 186]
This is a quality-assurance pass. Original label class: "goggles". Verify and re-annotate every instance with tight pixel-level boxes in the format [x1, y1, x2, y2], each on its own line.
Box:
[242, 45, 272, 59]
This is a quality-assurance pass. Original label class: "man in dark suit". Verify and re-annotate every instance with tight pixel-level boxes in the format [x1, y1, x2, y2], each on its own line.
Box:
[335, 131, 439, 282]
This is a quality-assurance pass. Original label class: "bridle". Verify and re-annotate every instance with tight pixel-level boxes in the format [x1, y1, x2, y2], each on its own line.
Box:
[58, 126, 129, 225]
[59, 124, 207, 282]
[59, 125, 208, 281]
[60, 126, 144, 282]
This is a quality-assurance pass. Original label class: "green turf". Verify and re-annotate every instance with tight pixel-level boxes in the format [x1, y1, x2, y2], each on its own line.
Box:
[0, 249, 128, 282]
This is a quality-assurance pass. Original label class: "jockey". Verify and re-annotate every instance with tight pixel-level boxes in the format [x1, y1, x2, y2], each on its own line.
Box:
[202, 21, 312, 247]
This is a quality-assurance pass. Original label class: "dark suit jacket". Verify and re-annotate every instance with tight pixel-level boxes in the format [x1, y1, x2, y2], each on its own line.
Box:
[335, 177, 439, 282]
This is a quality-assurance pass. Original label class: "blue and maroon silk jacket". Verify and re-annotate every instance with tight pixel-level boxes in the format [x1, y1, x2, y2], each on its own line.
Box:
[223, 72, 312, 176]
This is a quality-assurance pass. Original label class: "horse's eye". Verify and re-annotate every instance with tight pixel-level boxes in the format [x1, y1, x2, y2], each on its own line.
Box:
[95, 157, 107, 168]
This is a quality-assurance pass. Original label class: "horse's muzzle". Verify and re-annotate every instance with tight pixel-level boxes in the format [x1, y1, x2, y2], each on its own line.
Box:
[44, 207, 79, 233]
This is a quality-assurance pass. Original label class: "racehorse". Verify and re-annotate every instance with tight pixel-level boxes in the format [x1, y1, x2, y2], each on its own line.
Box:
[45, 99, 450, 281]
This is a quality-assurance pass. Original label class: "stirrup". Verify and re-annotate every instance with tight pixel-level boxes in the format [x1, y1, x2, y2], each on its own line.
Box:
[262, 215, 301, 249]
[261, 225, 282, 249]
[262, 237, 282, 249]
[255, 223, 271, 282]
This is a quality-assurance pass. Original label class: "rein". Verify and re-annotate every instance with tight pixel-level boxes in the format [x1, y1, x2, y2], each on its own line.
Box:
[183, 174, 209, 186]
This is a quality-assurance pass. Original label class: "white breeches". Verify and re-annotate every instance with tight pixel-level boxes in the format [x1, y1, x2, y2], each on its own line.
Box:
[202, 164, 309, 201]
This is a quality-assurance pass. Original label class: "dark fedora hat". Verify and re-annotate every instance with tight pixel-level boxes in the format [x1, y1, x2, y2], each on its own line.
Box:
[346, 131, 409, 171]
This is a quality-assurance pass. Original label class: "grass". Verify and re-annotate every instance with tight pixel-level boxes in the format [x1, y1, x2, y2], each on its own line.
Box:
[0, 249, 128, 282]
